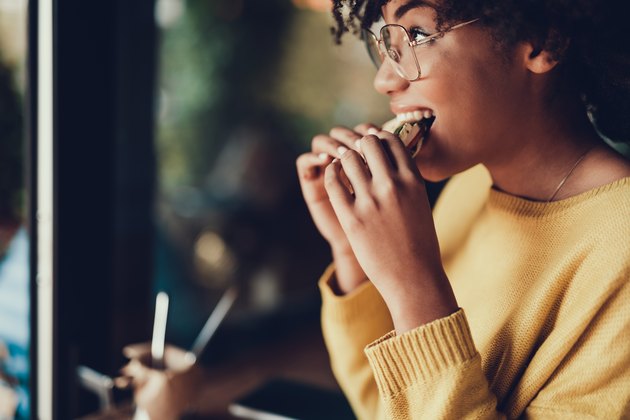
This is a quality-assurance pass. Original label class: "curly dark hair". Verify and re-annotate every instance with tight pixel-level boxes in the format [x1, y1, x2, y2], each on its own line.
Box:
[331, 0, 630, 144]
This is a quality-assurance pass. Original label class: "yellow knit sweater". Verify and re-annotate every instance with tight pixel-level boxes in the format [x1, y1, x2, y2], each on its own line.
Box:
[319, 164, 630, 419]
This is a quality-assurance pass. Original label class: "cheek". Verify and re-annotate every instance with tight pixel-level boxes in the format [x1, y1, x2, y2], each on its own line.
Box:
[410, 59, 517, 179]
[423, 52, 518, 150]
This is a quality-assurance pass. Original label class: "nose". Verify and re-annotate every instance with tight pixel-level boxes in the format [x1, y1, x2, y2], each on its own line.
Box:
[373, 59, 409, 96]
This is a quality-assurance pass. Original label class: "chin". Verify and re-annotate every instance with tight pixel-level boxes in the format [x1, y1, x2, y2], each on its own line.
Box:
[414, 157, 453, 183]
[413, 131, 473, 182]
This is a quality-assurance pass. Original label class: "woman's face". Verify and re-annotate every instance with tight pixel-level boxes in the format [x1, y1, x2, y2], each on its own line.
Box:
[377, 0, 531, 181]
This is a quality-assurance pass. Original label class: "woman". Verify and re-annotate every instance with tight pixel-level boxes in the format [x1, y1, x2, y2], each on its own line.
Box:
[296, 0, 630, 418]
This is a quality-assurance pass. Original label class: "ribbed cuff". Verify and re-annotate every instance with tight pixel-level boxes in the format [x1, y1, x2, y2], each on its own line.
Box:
[364, 309, 477, 396]
[318, 263, 391, 325]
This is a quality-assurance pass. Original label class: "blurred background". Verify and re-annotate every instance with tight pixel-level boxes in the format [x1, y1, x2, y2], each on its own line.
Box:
[151, 0, 389, 350]
[0, 0, 393, 417]
[12, 0, 627, 417]
[0, 0, 28, 418]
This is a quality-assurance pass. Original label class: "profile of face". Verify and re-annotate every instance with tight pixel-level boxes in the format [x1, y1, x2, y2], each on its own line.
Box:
[376, 0, 540, 182]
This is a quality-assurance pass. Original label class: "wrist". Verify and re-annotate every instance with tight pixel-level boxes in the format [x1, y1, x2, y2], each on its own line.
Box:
[330, 247, 367, 295]
[382, 271, 458, 334]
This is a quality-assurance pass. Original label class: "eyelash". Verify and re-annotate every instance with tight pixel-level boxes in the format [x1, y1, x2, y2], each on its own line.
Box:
[409, 27, 432, 43]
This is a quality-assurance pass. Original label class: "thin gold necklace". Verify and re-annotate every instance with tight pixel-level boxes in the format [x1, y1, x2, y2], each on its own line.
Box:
[547, 148, 592, 202]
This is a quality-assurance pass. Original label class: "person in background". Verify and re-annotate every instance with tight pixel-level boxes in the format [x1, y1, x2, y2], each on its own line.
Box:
[297, 0, 630, 418]
[0, 54, 29, 419]
[0, 341, 19, 417]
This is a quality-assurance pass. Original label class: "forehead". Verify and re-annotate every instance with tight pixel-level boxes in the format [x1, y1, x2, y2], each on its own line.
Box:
[381, 0, 438, 22]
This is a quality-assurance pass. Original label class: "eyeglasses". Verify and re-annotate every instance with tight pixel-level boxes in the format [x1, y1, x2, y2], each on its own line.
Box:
[362, 18, 479, 81]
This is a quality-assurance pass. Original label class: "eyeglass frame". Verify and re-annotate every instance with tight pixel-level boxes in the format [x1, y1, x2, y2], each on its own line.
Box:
[362, 18, 480, 81]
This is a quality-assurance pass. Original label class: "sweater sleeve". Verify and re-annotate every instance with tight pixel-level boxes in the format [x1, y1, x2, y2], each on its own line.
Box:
[365, 309, 505, 420]
[364, 278, 630, 420]
[322, 261, 630, 419]
[319, 264, 394, 420]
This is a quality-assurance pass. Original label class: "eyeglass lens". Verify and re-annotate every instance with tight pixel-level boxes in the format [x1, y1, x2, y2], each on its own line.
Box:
[362, 26, 420, 81]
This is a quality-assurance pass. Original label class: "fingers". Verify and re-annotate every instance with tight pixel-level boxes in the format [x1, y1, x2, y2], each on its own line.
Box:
[306, 125, 377, 168]
[114, 375, 133, 389]
[312, 134, 348, 158]
[356, 131, 421, 180]
[123, 343, 151, 359]
[353, 122, 381, 136]
[338, 149, 372, 196]
[120, 359, 151, 389]
[312, 127, 360, 158]
[296, 152, 331, 182]
[300, 124, 418, 209]
[324, 159, 354, 214]
[299, 128, 362, 184]
[357, 134, 395, 180]
[328, 126, 363, 152]
[376, 130, 417, 170]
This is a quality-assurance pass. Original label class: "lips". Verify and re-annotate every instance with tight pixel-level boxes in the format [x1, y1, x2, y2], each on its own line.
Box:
[381, 106, 436, 157]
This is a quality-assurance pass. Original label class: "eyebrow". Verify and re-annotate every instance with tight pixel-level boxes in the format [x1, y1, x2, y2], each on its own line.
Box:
[394, 0, 436, 20]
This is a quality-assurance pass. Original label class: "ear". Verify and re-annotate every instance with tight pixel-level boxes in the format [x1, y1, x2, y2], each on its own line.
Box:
[521, 43, 561, 74]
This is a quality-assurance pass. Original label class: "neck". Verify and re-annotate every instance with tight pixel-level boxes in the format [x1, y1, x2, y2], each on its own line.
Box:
[485, 95, 602, 202]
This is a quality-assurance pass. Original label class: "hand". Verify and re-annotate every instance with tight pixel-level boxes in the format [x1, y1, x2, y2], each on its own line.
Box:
[0, 341, 18, 417]
[120, 343, 205, 420]
[0, 382, 18, 418]
[324, 131, 458, 332]
[296, 123, 380, 293]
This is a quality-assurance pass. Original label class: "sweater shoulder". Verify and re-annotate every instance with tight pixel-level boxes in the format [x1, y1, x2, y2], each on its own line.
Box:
[567, 178, 630, 252]
[433, 165, 492, 259]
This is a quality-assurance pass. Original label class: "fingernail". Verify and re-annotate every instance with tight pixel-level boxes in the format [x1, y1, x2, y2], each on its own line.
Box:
[367, 128, 379, 135]
[318, 152, 329, 161]
[332, 158, 339, 163]
[337, 146, 348, 156]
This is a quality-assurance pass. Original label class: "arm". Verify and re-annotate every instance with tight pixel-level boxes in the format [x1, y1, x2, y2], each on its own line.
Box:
[319, 265, 394, 419]
[363, 277, 630, 419]
[297, 124, 387, 294]
[365, 310, 504, 420]
[323, 131, 630, 418]
[297, 123, 394, 418]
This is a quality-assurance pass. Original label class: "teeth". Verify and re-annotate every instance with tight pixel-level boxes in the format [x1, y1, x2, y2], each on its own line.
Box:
[396, 109, 434, 124]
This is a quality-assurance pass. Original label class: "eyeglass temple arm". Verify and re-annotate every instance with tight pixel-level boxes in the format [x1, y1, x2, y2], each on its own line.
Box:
[410, 18, 480, 47]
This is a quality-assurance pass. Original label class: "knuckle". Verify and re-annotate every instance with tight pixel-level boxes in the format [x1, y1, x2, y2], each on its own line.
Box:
[362, 134, 379, 146]
[357, 195, 378, 213]
[324, 177, 337, 193]
[328, 126, 344, 137]
[296, 153, 308, 167]
[323, 165, 337, 186]
[340, 149, 358, 161]
[377, 179, 400, 199]
[354, 122, 378, 133]
[401, 167, 422, 183]
[343, 214, 363, 234]
[311, 134, 329, 149]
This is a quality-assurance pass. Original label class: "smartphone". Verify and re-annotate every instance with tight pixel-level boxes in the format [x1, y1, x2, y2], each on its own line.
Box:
[228, 378, 356, 420]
